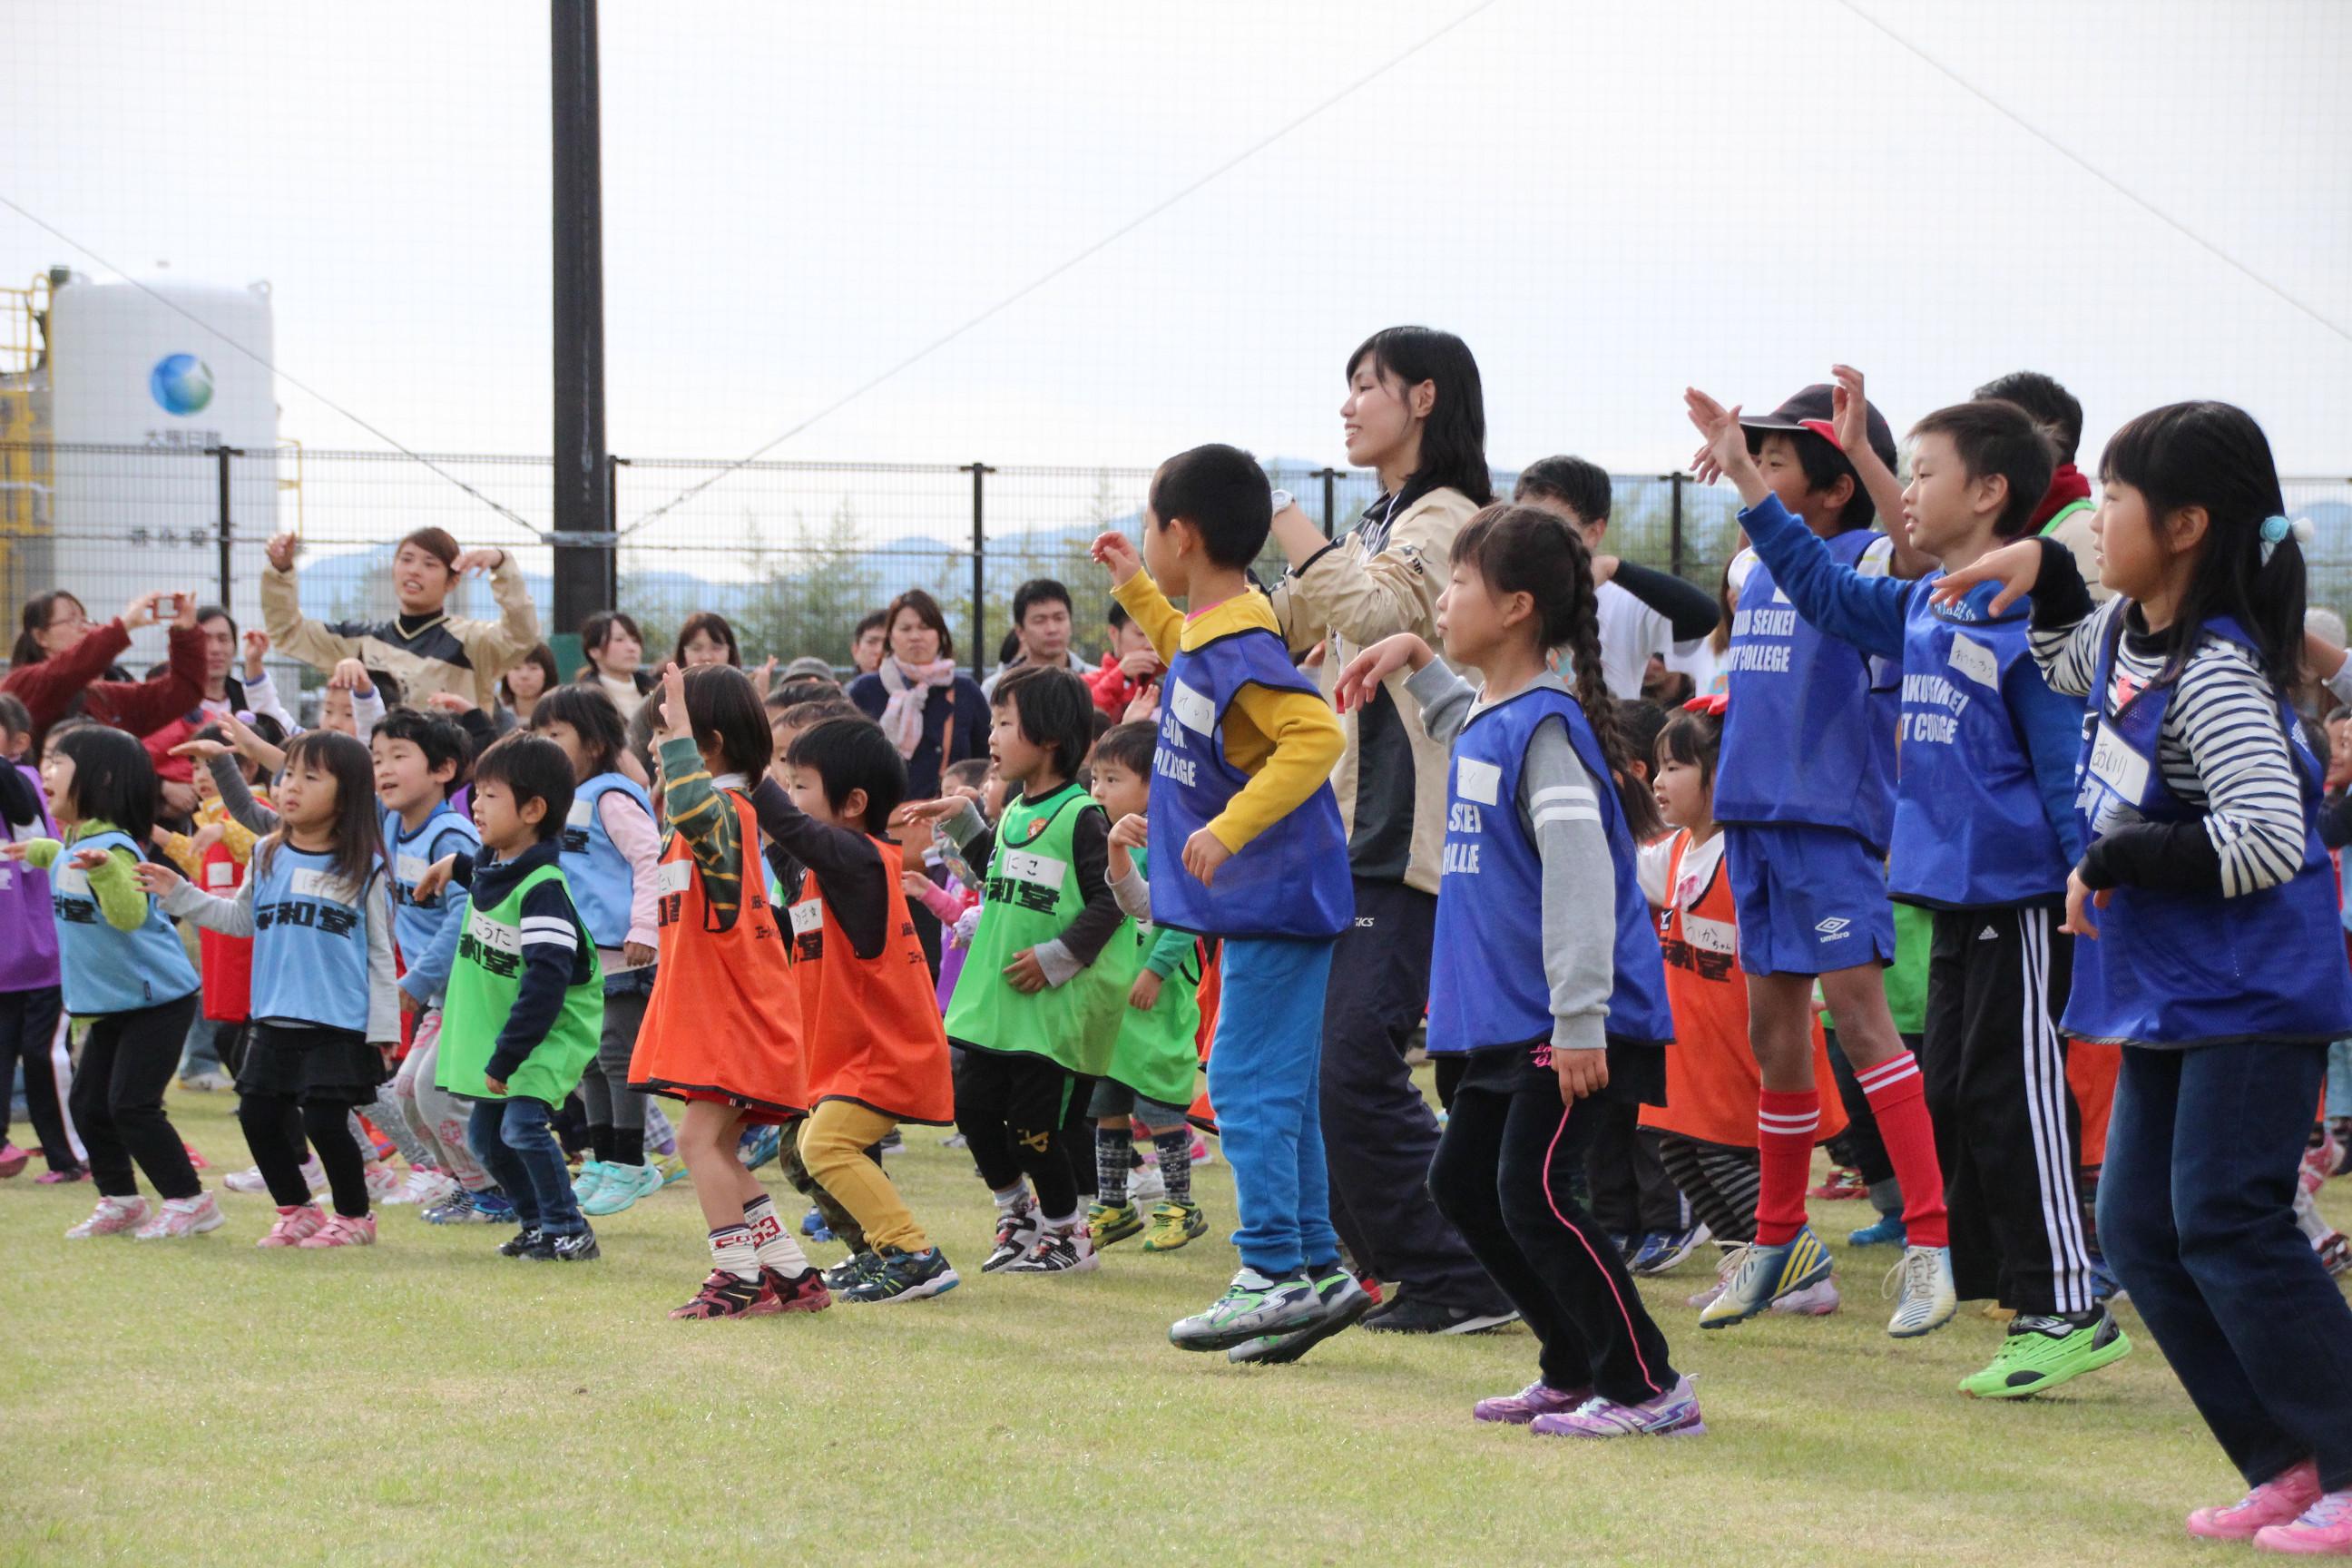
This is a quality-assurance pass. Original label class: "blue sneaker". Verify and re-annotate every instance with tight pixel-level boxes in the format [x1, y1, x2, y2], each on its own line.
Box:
[799, 1206, 827, 1238]
[740, 1125, 781, 1171]
[1699, 1226, 1833, 1328]
[2088, 1255, 2127, 1305]
[1848, 1214, 1907, 1248]
[1631, 1224, 1711, 1277]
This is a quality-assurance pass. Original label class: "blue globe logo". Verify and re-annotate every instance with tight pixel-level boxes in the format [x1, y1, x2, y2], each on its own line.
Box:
[149, 353, 214, 416]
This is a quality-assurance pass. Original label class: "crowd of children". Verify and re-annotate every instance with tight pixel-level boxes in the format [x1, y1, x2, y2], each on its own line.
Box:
[11, 342, 2352, 1553]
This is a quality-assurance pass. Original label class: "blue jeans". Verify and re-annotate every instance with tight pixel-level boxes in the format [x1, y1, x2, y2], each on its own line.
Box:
[2099, 1041, 2352, 1490]
[178, 1014, 222, 1077]
[467, 1097, 585, 1237]
[1206, 936, 1337, 1278]
[2328, 1040, 2352, 1120]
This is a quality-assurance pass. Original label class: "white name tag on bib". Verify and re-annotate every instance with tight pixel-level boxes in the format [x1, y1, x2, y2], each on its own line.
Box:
[1002, 850, 1067, 891]
[396, 852, 430, 887]
[53, 864, 89, 897]
[289, 868, 355, 905]
[566, 799, 593, 828]
[1946, 633, 1999, 691]
[2086, 720, 2151, 807]
[464, 906, 521, 954]
[1455, 757, 1502, 808]
[204, 862, 237, 889]
[655, 859, 693, 896]
[789, 899, 822, 936]
[1170, 681, 1215, 737]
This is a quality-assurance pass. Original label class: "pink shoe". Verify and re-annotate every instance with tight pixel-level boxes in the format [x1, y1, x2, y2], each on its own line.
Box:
[2189, 1458, 2321, 1540]
[257, 1204, 327, 1248]
[65, 1194, 151, 1239]
[296, 1212, 377, 1248]
[35, 1166, 90, 1185]
[133, 1191, 226, 1240]
[181, 1142, 211, 1171]
[1528, 1375, 1706, 1438]
[1473, 1380, 1591, 1425]
[0, 1142, 28, 1178]
[2304, 1135, 2340, 1198]
[2256, 1489, 2352, 1554]
[1771, 1279, 1842, 1316]
[363, 1162, 402, 1202]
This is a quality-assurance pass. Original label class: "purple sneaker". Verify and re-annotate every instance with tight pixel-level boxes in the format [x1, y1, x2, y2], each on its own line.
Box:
[1473, 1381, 1591, 1425]
[1528, 1375, 1706, 1438]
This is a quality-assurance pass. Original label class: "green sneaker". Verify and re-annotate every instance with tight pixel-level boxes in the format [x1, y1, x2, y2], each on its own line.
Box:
[1141, 1200, 1207, 1252]
[1088, 1200, 1144, 1248]
[1170, 1269, 1319, 1353]
[1957, 1310, 2132, 1399]
[570, 1160, 609, 1205]
[580, 1160, 663, 1217]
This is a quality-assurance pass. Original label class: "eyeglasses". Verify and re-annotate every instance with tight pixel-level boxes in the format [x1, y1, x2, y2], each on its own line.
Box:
[45, 611, 86, 631]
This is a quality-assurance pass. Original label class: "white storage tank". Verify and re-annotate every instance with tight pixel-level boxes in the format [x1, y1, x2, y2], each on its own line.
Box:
[42, 273, 279, 663]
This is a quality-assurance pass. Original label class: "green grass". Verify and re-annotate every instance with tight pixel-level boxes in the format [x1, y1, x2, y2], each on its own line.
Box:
[0, 1085, 2327, 1568]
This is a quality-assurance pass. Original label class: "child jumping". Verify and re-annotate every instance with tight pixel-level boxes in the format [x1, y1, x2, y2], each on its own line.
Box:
[1092, 443, 1357, 1361]
[1338, 503, 1698, 1436]
[145, 730, 398, 1248]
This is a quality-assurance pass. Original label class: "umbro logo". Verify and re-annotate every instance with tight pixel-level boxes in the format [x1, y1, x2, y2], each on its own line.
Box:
[1814, 916, 1852, 939]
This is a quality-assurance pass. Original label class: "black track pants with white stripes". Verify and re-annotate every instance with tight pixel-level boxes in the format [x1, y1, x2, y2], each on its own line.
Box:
[1918, 906, 2095, 1317]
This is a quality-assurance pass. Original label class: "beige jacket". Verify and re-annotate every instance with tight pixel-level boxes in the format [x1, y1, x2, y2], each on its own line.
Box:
[261, 553, 541, 710]
[1269, 485, 1481, 897]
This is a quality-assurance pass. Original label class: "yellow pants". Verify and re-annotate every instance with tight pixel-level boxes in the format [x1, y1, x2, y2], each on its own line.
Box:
[798, 1099, 926, 1253]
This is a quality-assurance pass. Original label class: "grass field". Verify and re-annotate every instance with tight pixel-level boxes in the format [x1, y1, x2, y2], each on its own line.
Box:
[3, 1083, 2335, 1568]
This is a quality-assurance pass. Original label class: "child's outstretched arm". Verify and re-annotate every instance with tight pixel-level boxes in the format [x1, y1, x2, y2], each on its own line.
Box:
[1095, 533, 1182, 665]
[1936, 536, 2104, 697]
[1731, 480, 1911, 662]
[1831, 364, 1933, 582]
[746, 775, 890, 960]
[145, 860, 258, 937]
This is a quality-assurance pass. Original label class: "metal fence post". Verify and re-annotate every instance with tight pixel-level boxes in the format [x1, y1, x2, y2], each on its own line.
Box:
[1311, 466, 1339, 539]
[1668, 471, 1686, 581]
[211, 445, 242, 610]
[962, 461, 995, 679]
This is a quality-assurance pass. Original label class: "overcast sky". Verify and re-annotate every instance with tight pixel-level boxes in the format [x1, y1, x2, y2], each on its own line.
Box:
[9, 0, 2350, 517]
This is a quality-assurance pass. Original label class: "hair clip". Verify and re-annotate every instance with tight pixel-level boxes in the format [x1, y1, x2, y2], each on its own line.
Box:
[2260, 514, 2314, 564]
[1681, 692, 1729, 717]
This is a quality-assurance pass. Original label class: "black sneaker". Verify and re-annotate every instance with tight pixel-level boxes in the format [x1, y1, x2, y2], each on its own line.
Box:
[1004, 1224, 1098, 1274]
[1360, 1295, 1518, 1336]
[497, 1226, 545, 1259]
[823, 1250, 881, 1292]
[842, 1245, 961, 1303]
[549, 1228, 601, 1262]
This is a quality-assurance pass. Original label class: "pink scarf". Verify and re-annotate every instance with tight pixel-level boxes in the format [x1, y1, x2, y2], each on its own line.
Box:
[877, 656, 959, 759]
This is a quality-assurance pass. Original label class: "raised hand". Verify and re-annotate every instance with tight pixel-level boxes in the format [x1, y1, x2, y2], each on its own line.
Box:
[1683, 388, 1759, 495]
[1089, 530, 1142, 585]
[1331, 632, 1432, 713]
[169, 589, 200, 630]
[1121, 681, 1160, 726]
[425, 691, 475, 715]
[1926, 537, 2045, 614]
[241, 629, 270, 681]
[450, 548, 505, 577]
[328, 658, 374, 694]
[751, 657, 776, 702]
[120, 591, 162, 632]
[1828, 364, 1873, 457]
[263, 532, 299, 573]
[655, 662, 690, 742]
[169, 736, 233, 763]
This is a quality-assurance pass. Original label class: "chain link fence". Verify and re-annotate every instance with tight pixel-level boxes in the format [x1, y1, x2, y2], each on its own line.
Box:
[6, 442, 2349, 681]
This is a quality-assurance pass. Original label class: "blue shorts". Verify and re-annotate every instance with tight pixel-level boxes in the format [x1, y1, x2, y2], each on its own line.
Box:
[1722, 824, 1896, 977]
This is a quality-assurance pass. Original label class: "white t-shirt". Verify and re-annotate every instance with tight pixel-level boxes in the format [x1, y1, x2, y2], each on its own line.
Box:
[1594, 580, 1715, 701]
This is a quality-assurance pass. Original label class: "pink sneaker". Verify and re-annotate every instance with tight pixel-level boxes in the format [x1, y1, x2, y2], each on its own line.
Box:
[296, 1212, 377, 1248]
[1473, 1380, 1591, 1425]
[65, 1194, 151, 1239]
[35, 1166, 90, 1185]
[257, 1204, 327, 1248]
[133, 1191, 226, 1240]
[363, 1162, 402, 1202]
[2189, 1459, 2321, 1540]
[0, 1142, 28, 1178]
[2256, 1488, 2352, 1554]
[1771, 1279, 1842, 1316]
[1529, 1375, 1707, 1438]
[181, 1142, 211, 1171]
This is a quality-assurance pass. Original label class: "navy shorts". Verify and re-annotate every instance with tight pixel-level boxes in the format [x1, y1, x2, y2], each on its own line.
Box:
[1722, 824, 1896, 977]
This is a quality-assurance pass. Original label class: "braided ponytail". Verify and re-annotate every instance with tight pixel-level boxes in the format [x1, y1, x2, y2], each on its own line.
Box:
[1452, 504, 1666, 843]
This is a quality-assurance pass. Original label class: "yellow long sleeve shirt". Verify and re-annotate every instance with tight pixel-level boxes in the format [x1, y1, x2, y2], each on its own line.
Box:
[1111, 573, 1345, 855]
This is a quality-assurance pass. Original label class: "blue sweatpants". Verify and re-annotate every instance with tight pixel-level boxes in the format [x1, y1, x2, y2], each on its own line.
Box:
[1207, 935, 1337, 1278]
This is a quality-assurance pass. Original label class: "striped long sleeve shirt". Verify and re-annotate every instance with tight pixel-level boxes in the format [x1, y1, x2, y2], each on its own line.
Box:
[2026, 540, 2306, 899]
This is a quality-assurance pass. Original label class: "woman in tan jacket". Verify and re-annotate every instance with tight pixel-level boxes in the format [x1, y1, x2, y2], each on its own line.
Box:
[1261, 326, 1517, 1339]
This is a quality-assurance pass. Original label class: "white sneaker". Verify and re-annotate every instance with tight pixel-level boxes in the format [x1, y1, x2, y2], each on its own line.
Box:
[66, 1194, 151, 1239]
[223, 1165, 272, 1195]
[1130, 1161, 1168, 1206]
[1771, 1278, 1842, 1316]
[385, 1169, 457, 1208]
[1886, 1244, 1958, 1338]
[301, 1156, 328, 1192]
[363, 1162, 403, 1202]
[133, 1191, 226, 1240]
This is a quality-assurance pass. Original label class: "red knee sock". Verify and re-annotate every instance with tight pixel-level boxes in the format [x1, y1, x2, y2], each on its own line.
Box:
[1855, 1052, 1948, 1249]
[1756, 1089, 1819, 1247]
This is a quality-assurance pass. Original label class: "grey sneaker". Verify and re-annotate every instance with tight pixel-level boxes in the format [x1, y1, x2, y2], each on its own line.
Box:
[1171, 1268, 1320, 1353]
[1227, 1268, 1376, 1365]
